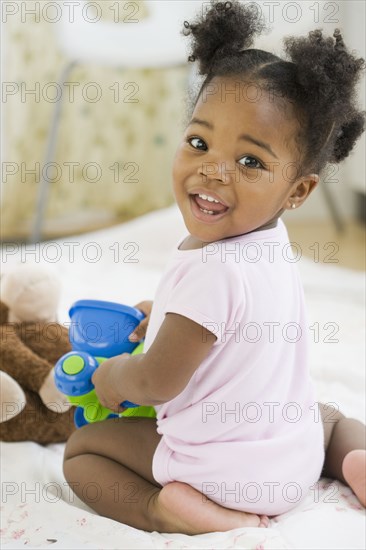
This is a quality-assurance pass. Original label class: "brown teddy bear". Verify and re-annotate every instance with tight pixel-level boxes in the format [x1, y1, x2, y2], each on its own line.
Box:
[0, 265, 76, 444]
[0, 371, 26, 422]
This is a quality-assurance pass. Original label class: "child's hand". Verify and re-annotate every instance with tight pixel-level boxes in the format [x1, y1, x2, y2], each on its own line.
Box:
[91, 354, 130, 413]
[128, 300, 153, 342]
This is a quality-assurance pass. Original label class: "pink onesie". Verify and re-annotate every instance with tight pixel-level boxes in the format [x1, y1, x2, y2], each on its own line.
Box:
[144, 219, 324, 515]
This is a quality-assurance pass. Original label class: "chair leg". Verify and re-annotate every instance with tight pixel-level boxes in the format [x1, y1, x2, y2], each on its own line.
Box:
[29, 61, 78, 243]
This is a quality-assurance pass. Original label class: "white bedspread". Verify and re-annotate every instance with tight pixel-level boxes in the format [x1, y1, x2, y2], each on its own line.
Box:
[1, 206, 365, 549]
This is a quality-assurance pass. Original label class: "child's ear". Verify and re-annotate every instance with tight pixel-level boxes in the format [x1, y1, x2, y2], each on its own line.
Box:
[286, 174, 319, 210]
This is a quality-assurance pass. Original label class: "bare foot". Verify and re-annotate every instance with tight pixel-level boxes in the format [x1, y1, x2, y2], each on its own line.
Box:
[150, 481, 269, 534]
[342, 450, 366, 507]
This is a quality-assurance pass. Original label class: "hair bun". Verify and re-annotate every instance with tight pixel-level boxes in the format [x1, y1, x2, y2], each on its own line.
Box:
[331, 112, 365, 163]
[182, 0, 266, 75]
[284, 28, 365, 112]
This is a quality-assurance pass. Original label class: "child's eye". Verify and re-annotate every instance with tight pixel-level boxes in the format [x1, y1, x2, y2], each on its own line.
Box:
[238, 156, 263, 169]
[187, 137, 207, 150]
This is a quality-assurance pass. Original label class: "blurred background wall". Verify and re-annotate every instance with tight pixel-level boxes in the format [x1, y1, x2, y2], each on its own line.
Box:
[1, 0, 365, 241]
[2, 0, 190, 240]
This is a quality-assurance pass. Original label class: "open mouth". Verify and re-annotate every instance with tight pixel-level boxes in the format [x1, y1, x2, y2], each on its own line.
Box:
[190, 194, 229, 216]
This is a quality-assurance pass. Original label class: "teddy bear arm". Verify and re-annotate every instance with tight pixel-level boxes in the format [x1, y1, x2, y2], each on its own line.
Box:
[0, 391, 75, 444]
[20, 322, 71, 363]
[0, 325, 54, 393]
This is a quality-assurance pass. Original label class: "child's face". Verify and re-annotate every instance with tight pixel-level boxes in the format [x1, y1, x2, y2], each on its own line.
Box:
[172, 76, 306, 244]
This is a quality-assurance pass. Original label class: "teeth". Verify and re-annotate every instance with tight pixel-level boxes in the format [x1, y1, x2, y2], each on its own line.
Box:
[198, 193, 220, 203]
[200, 208, 215, 215]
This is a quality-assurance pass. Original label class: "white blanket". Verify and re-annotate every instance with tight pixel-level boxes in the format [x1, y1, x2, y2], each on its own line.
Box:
[1, 206, 365, 549]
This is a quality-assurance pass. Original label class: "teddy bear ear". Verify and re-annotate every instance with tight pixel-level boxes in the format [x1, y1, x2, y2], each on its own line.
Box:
[1, 265, 61, 323]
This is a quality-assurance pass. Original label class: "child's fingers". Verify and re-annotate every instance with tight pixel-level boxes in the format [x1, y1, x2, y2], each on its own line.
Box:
[129, 317, 149, 341]
[133, 300, 153, 317]
[129, 300, 153, 341]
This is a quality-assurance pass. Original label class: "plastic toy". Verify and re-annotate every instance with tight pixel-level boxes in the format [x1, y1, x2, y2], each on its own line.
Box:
[54, 300, 156, 427]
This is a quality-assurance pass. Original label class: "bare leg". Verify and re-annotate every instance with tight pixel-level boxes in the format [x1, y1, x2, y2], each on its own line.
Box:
[320, 402, 366, 506]
[63, 417, 264, 534]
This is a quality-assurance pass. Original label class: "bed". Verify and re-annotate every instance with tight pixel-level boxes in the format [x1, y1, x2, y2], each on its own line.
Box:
[1, 205, 365, 549]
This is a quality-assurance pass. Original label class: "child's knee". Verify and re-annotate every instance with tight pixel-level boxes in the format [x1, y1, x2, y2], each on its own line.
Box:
[319, 402, 346, 449]
[63, 423, 93, 463]
[319, 402, 345, 425]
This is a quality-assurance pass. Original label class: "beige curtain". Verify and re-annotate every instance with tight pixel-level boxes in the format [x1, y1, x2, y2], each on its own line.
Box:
[2, 1, 189, 239]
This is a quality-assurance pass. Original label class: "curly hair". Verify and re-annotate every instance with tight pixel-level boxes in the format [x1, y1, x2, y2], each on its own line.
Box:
[182, 0, 365, 177]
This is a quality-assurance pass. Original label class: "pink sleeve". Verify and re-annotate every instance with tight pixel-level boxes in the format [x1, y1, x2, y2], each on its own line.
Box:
[163, 257, 245, 341]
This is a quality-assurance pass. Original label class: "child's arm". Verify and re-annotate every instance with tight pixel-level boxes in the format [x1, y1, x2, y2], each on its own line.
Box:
[92, 313, 217, 410]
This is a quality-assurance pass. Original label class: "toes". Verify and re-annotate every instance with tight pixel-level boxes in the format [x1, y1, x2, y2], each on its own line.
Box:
[259, 514, 270, 528]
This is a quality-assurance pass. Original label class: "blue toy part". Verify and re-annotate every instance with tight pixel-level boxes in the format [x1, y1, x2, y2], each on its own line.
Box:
[54, 351, 98, 396]
[121, 399, 138, 407]
[54, 351, 139, 408]
[73, 405, 99, 428]
[68, 299, 145, 357]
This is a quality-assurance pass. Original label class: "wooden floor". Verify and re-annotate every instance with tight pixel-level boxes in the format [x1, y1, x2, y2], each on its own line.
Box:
[285, 220, 365, 271]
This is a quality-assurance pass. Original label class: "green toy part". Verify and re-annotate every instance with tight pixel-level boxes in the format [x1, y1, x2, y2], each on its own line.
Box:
[70, 341, 156, 423]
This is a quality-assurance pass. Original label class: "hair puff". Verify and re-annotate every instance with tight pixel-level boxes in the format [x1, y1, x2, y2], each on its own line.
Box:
[182, 0, 267, 75]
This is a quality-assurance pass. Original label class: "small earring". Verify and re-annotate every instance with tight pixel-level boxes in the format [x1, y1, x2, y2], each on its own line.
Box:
[291, 203, 296, 209]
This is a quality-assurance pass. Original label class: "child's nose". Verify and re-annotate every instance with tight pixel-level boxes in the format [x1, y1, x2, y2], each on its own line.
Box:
[198, 158, 237, 185]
